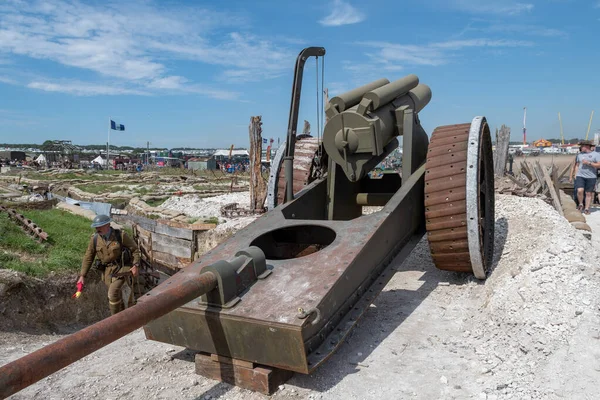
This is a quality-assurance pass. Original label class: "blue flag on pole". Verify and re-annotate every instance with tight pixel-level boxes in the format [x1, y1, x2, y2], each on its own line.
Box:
[262, 138, 267, 144]
[110, 120, 125, 131]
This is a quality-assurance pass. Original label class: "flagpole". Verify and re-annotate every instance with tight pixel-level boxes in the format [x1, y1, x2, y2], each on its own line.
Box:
[107, 117, 110, 170]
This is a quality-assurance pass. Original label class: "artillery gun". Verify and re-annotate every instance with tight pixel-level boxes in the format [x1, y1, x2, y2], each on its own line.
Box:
[0, 47, 494, 398]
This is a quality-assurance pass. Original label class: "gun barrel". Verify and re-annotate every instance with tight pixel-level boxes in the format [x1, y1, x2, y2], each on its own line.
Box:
[329, 78, 390, 112]
[407, 83, 432, 114]
[363, 74, 419, 110]
[0, 271, 218, 399]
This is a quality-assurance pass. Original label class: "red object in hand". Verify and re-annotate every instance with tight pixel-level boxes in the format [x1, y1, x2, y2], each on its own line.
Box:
[72, 282, 84, 298]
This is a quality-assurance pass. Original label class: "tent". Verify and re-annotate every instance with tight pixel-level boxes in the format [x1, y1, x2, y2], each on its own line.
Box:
[35, 154, 46, 163]
[92, 155, 106, 166]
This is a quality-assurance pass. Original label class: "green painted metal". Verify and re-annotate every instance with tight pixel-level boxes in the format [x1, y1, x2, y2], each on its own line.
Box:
[322, 76, 431, 184]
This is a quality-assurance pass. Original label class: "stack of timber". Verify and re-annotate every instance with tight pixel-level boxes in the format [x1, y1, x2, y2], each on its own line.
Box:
[498, 161, 591, 237]
[131, 214, 216, 274]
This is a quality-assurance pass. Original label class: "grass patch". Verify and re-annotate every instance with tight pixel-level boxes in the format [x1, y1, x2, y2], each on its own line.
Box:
[203, 216, 219, 225]
[186, 216, 218, 225]
[0, 209, 94, 277]
[145, 198, 166, 207]
[193, 185, 208, 191]
[134, 187, 152, 195]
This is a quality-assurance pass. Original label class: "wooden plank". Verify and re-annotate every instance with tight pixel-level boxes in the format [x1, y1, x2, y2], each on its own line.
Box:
[520, 162, 533, 182]
[552, 165, 561, 204]
[542, 165, 564, 216]
[156, 218, 216, 231]
[154, 222, 194, 240]
[493, 125, 511, 177]
[135, 224, 152, 240]
[151, 233, 192, 258]
[210, 354, 255, 369]
[525, 178, 537, 189]
[152, 251, 191, 269]
[127, 214, 157, 232]
[506, 174, 526, 188]
[195, 353, 293, 395]
[189, 222, 217, 231]
[557, 162, 572, 181]
[531, 162, 547, 195]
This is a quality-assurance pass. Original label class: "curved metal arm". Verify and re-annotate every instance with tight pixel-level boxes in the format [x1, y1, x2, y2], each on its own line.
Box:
[283, 46, 326, 203]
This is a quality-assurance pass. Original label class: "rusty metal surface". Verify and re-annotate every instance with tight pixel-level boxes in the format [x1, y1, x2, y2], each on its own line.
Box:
[0, 205, 49, 242]
[276, 137, 322, 206]
[143, 164, 426, 374]
[0, 271, 217, 399]
[424, 120, 494, 276]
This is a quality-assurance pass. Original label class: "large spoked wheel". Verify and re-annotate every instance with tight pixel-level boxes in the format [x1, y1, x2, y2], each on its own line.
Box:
[424, 117, 495, 279]
[266, 137, 326, 211]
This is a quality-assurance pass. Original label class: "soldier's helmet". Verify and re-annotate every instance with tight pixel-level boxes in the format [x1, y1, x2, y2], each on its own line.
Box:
[91, 214, 112, 228]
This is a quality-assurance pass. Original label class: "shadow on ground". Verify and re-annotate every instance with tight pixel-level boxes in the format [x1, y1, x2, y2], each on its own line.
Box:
[286, 216, 508, 394]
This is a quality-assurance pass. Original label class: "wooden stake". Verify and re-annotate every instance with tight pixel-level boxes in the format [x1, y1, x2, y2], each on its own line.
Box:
[248, 116, 266, 211]
[493, 124, 511, 177]
[541, 165, 564, 216]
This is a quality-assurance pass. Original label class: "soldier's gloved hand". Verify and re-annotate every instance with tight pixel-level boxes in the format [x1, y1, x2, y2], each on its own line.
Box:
[131, 265, 139, 277]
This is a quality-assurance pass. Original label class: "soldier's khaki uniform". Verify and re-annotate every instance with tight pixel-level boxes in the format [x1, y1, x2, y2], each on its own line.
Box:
[80, 228, 141, 315]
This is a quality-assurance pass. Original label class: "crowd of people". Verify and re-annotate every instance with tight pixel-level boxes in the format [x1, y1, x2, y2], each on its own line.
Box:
[214, 160, 251, 173]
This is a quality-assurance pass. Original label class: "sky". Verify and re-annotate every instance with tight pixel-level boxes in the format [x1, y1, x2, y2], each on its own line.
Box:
[0, 0, 599, 149]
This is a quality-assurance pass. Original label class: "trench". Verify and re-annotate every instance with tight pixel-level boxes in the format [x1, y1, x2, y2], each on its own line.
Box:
[0, 269, 110, 334]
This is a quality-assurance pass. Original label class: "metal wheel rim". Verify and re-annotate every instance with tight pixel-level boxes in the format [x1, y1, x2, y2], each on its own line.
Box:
[266, 140, 287, 211]
[466, 117, 495, 279]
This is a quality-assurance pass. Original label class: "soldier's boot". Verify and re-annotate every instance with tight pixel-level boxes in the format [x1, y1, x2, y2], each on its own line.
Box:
[109, 299, 124, 315]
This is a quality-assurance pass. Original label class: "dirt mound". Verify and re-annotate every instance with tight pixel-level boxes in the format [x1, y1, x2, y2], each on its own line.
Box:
[0, 269, 109, 333]
[456, 195, 600, 398]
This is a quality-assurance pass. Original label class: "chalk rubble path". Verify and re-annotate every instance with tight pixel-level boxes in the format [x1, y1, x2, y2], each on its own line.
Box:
[2, 194, 600, 399]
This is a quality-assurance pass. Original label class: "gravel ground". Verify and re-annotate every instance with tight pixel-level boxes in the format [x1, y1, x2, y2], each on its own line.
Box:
[161, 192, 257, 232]
[2, 194, 600, 399]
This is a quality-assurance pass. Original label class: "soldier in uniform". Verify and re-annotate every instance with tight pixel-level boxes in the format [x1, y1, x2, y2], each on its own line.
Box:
[77, 214, 141, 315]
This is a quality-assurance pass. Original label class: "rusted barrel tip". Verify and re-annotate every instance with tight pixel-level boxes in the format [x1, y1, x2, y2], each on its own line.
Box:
[0, 271, 217, 399]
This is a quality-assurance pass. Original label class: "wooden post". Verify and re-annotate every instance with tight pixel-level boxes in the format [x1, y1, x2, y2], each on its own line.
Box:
[494, 124, 511, 177]
[249, 116, 266, 211]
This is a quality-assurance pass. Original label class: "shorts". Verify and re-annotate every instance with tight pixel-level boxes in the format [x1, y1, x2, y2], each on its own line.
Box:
[574, 176, 596, 193]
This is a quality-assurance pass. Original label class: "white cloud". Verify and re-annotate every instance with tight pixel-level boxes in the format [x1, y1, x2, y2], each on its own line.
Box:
[319, 0, 366, 26]
[431, 38, 534, 50]
[147, 76, 190, 90]
[455, 21, 566, 38]
[0, 0, 295, 98]
[147, 32, 295, 83]
[445, 0, 534, 15]
[27, 81, 151, 96]
[487, 24, 565, 37]
[0, 75, 18, 84]
[350, 37, 533, 74]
